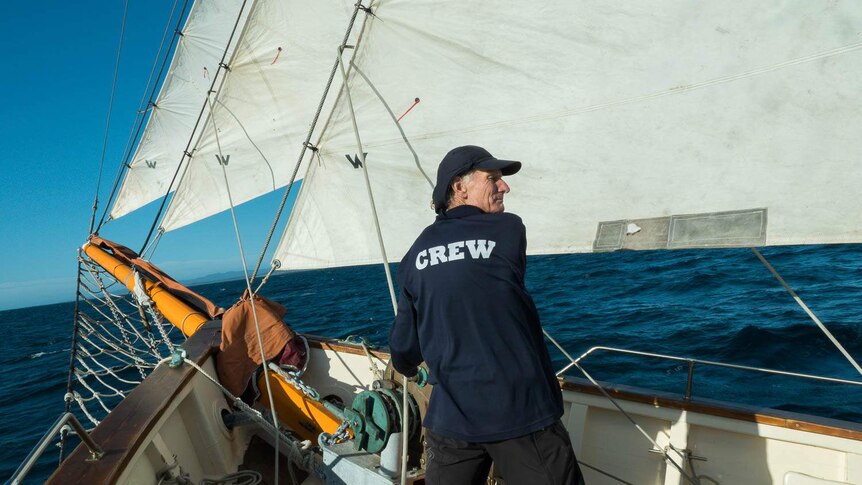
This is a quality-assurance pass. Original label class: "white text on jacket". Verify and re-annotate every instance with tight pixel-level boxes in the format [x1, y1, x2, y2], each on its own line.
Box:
[415, 240, 496, 270]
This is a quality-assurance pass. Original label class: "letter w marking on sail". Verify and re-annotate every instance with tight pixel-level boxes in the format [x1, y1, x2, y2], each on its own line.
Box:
[345, 153, 367, 169]
[215, 154, 230, 166]
[144, 159, 157, 169]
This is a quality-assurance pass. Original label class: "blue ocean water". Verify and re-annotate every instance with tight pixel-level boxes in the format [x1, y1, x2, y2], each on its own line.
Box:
[2, 245, 862, 482]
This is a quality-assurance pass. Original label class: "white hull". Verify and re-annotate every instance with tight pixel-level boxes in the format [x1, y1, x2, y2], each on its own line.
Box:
[49, 332, 862, 485]
[562, 380, 862, 484]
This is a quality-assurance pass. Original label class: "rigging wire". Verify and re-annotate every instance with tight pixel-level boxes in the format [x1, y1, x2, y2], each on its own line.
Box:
[206, 94, 284, 485]
[337, 46, 398, 314]
[138, 0, 251, 254]
[88, 0, 130, 235]
[142, 228, 165, 260]
[576, 461, 635, 485]
[96, 0, 189, 233]
[751, 248, 862, 376]
[68, 0, 132, 459]
[248, 3, 366, 285]
[334, 24, 412, 483]
[59, 253, 86, 462]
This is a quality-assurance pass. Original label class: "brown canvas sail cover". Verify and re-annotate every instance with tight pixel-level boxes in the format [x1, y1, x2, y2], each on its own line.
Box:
[217, 289, 297, 396]
[88, 236, 224, 319]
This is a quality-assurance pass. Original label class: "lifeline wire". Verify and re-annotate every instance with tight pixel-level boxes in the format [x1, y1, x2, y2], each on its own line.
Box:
[61, 251, 87, 461]
[572, 362, 700, 485]
[206, 94, 283, 485]
[543, 329, 700, 485]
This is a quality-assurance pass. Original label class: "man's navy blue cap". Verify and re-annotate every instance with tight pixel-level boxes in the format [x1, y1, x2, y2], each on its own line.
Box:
[432, 145, 521, 213]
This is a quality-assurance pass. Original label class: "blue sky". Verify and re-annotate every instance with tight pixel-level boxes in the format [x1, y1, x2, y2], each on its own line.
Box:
[0, 2, 294, 310]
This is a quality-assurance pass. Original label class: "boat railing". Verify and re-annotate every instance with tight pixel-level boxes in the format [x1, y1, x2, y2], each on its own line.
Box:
[558, 346, 862, 401]
[9, 412, 103, 485]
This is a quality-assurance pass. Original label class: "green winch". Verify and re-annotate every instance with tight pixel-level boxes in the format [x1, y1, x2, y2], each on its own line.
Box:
[337, 381, 420, 453]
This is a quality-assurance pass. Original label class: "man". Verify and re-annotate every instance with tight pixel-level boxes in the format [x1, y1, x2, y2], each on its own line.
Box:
[389, 145, 584, 484]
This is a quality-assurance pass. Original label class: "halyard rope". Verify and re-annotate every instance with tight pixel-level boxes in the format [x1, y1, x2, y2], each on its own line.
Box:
[337, 40, 412, 483]
[335, 22, 411, 481]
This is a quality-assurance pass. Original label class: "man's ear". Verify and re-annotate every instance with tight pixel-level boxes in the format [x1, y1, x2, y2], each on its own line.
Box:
[451, 178, 465, 197]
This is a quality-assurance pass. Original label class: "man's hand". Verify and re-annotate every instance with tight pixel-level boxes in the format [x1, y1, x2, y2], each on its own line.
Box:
[407, 367, 428, 387]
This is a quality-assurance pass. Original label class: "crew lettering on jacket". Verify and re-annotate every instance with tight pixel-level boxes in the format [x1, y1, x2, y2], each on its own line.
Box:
[390, 205, 563, 442]
[415, 240, 496, 269]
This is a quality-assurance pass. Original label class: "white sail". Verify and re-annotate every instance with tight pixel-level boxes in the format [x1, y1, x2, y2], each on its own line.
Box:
[159, 0, 359, 232]
[274, 1, 862, 270]
[109, 0, 248, 220]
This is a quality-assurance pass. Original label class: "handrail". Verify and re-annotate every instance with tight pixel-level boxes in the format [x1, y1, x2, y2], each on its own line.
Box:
[558, 346, 862, 400]
[10, 412, 104, 484]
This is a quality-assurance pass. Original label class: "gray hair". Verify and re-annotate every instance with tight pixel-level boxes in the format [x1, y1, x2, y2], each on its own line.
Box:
[445, 169, 476, 208]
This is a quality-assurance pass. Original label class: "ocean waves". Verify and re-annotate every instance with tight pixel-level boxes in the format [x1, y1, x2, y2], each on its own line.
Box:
[2, 244, 861, 480]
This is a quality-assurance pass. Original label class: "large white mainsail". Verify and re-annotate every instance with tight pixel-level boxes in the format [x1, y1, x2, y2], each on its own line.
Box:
[109, 0, 248, 220]
[274, 1, 862, 270]
[159, 0, 360, 232]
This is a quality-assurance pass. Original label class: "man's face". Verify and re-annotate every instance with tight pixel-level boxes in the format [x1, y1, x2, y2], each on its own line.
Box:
[462, 169, 510, 213]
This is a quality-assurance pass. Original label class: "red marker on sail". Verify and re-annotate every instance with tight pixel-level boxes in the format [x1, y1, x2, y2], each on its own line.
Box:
[397, 97, 421, 123]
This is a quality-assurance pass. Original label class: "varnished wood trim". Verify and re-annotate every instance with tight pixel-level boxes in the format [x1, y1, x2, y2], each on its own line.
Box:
[560, 376, 862, 441]
[47, 326, 222, 484]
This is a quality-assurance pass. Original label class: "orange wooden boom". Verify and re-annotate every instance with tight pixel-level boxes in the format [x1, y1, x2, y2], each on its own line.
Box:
[82, 240, 344, 437]
[83, 242, 209, 337]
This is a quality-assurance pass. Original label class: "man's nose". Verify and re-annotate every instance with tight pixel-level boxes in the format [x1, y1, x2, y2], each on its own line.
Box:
[498, 178, 510, 193]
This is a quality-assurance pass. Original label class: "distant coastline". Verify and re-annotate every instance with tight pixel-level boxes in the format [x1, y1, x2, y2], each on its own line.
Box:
[0, 270, 251, 313]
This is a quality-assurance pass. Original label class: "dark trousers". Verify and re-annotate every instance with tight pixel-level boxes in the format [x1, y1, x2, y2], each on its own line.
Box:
[425, 421, 585, 485]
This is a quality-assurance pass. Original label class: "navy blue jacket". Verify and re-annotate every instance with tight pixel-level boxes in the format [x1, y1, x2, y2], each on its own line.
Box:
[389, 205, 563, 442]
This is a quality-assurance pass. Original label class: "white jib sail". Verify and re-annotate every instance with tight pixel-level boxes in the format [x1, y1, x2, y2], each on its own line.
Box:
[159, 0, 360, 232]
[274, 1, 862, 270]
[109, 0, 248, 220]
